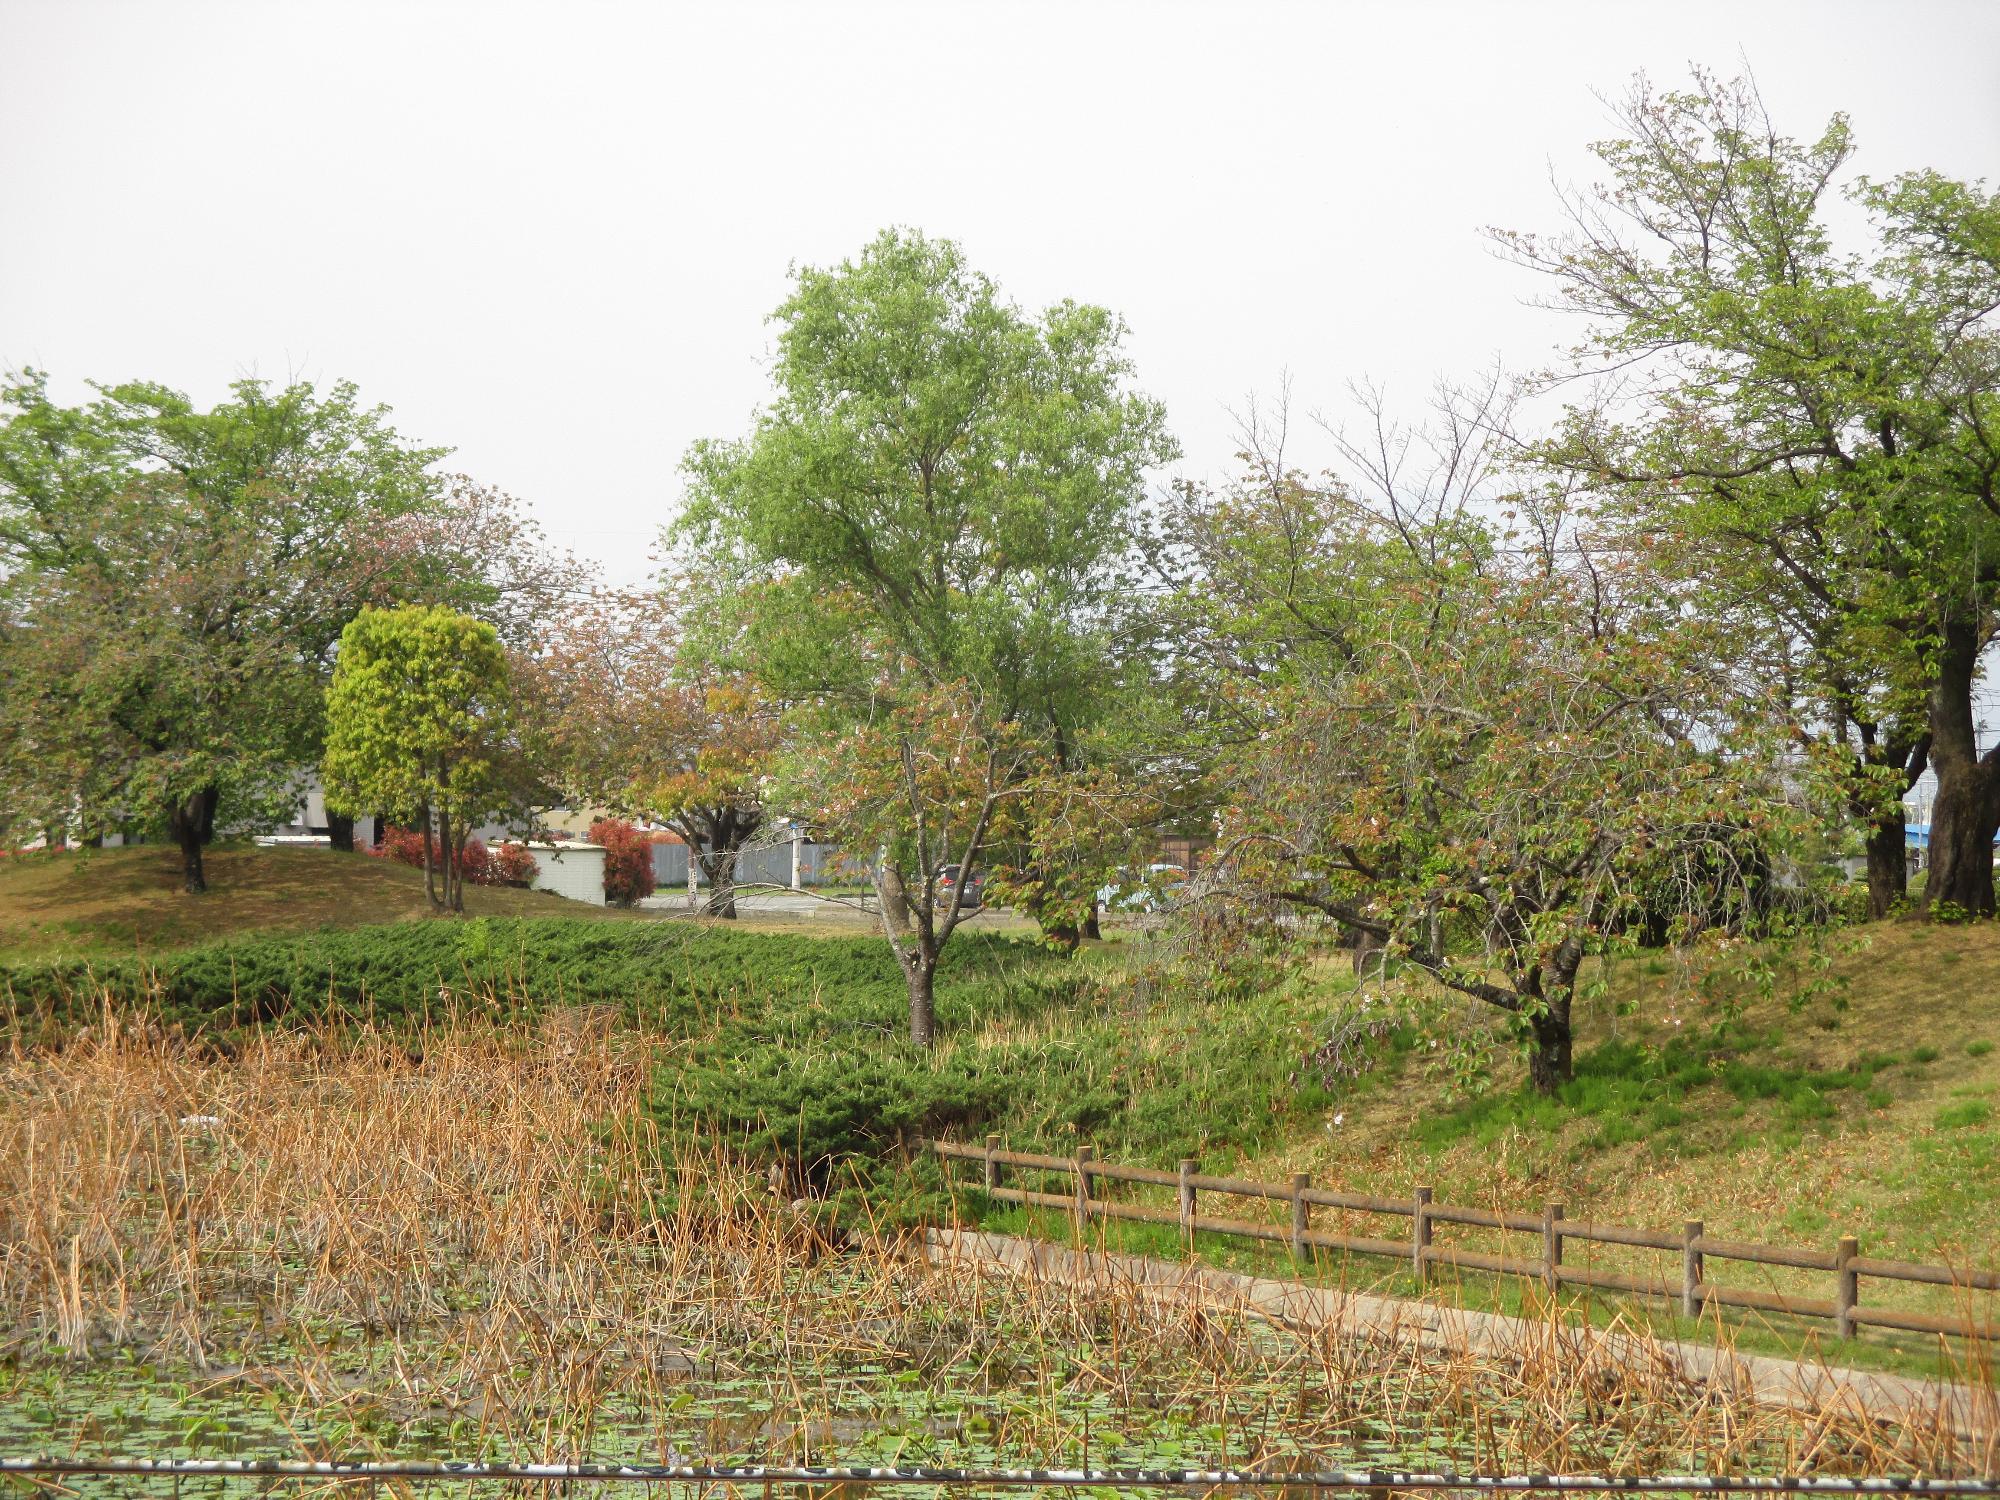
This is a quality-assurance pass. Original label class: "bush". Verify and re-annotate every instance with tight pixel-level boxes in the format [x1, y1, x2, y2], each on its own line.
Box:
[487, 841, 538, 887]
[0, 918, 1031, 1033]
[368, 827, 536, 887]
[589, 818, 657, 906]
[369, 825, 431, 869]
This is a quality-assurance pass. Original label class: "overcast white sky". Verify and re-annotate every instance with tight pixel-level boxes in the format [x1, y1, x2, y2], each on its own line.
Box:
[3, 0, 1997, 591]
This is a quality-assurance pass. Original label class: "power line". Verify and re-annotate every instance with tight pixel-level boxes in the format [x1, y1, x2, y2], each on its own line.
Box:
[1, 1459, 1996, 1493]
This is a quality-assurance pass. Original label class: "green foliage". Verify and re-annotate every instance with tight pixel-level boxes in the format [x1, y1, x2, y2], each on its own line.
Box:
[0, 373, 446, 862]
[0, 917, 1012, 1034]
[1505, 69, 2000, 915]
[678, 227, 1179, 1037]
[1189, 453, 1836, 1093]
[323, 606, 518, 911]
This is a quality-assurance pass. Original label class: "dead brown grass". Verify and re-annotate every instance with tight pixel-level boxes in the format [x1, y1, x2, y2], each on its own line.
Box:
[1, 1005, 1992, 1476]
[0, 845, 662, 961]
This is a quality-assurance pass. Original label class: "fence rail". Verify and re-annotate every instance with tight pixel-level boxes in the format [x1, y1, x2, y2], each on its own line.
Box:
[927, 1137, 2000, 1345]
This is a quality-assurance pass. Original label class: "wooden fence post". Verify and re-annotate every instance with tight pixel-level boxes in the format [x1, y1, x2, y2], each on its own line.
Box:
[1291, 1173, 1311, 1259]
[1836, 1235, 1859, 1339]
[983, 1134, 1000, 1194]
[1682, 1220, 1704, 1320]
[1413, 1186, 1433, 1286]
[1543, 1202, 1564, 1294]
[1074, 1144, 1094, 1233]
[1178, 1158, 1196, 1246]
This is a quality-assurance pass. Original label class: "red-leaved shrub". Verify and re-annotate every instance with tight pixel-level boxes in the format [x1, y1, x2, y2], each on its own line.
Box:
[369, 827, 538, 887]
[487, 841, 538, 887]
[589, 818, 657, 906]
[370, 825, 430, 869]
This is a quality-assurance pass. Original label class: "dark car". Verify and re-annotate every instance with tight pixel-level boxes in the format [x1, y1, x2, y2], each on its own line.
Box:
[935, 863, 984, 910]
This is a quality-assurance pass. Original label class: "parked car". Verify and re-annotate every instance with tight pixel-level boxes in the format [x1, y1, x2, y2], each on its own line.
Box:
[935, 863, 984, 910]
[1096, 862, 1187, 913]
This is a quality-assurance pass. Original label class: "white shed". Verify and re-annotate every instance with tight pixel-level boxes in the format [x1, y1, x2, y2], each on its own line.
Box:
[524, 842, 608, 906]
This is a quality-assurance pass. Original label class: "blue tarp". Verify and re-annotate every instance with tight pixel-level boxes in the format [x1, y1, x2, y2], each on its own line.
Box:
[1904, 823, 2000, 849]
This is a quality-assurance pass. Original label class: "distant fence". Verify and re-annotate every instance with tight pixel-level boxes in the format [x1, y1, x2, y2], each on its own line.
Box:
[651, 839, 861, 889]
[928, 1138, 2000, 1345]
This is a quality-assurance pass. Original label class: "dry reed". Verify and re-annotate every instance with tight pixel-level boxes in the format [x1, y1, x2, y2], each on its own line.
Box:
[0, 1002, 1992, 1485]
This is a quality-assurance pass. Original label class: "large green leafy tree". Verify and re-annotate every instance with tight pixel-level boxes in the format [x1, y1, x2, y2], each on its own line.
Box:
[0, 373, 448, 885]
[681, 228, 1176, 1042]
[321, 606, 517, 913]
[1498, 71, 2000, 915]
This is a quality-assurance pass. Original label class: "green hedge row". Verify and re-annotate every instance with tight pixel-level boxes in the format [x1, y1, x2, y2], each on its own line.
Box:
[0, 916, 1017, 1033]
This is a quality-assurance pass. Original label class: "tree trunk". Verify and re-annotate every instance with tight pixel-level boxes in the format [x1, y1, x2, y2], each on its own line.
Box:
[1862, 811, 1908, 920]
[167, 792, 208, 894]
[704, 845, 740, 919]
[1083, 902, 1101, 942]
[1350, 926, 1386, 979]
[326, 810, 357, 853]
[1520, 957, 1576, 1095]
[197, 785, 220, 843]
[906, 957, 937, 1047]
[1922, 617, 2000, 916]
[419, 803, 440, 910]
[1525, 1008, 1573, 1095]
[879, 860, 914, 934]
[439, 808, 463, 913]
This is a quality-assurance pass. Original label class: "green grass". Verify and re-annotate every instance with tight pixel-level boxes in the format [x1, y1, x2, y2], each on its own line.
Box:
[1407, 1028, 1906, 1159]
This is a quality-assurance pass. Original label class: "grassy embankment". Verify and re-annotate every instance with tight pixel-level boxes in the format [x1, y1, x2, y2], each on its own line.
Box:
[0, 844, 661, 961]
[0, 844, 1994, 1378]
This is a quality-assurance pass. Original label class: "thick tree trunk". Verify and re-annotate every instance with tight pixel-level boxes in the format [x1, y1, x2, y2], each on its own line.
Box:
[1525, 1009, 1573, 1095]
[1520, 957, 1576, 1095]
[906, 957, 937, 1047]
[326, 810, 356, 853]
[704, 846, 740, 919]
[167, 792, 208, 894]
[197, 785, 220, 844]
[1020, 880, 1079, 952]
[1083, 902, 1101, 942]
[1922, 618, 2000, 916]
[1863, 812, 1908, 919]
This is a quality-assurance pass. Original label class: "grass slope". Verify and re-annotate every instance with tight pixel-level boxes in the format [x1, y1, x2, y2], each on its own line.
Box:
[0, 844, 657, 960]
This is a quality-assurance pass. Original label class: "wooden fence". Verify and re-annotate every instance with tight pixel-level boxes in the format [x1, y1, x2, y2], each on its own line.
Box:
[928, 1137, 2000, 1345]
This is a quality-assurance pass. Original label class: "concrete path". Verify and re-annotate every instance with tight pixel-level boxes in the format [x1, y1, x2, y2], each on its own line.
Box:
[924, 1227, 1998, 1445]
